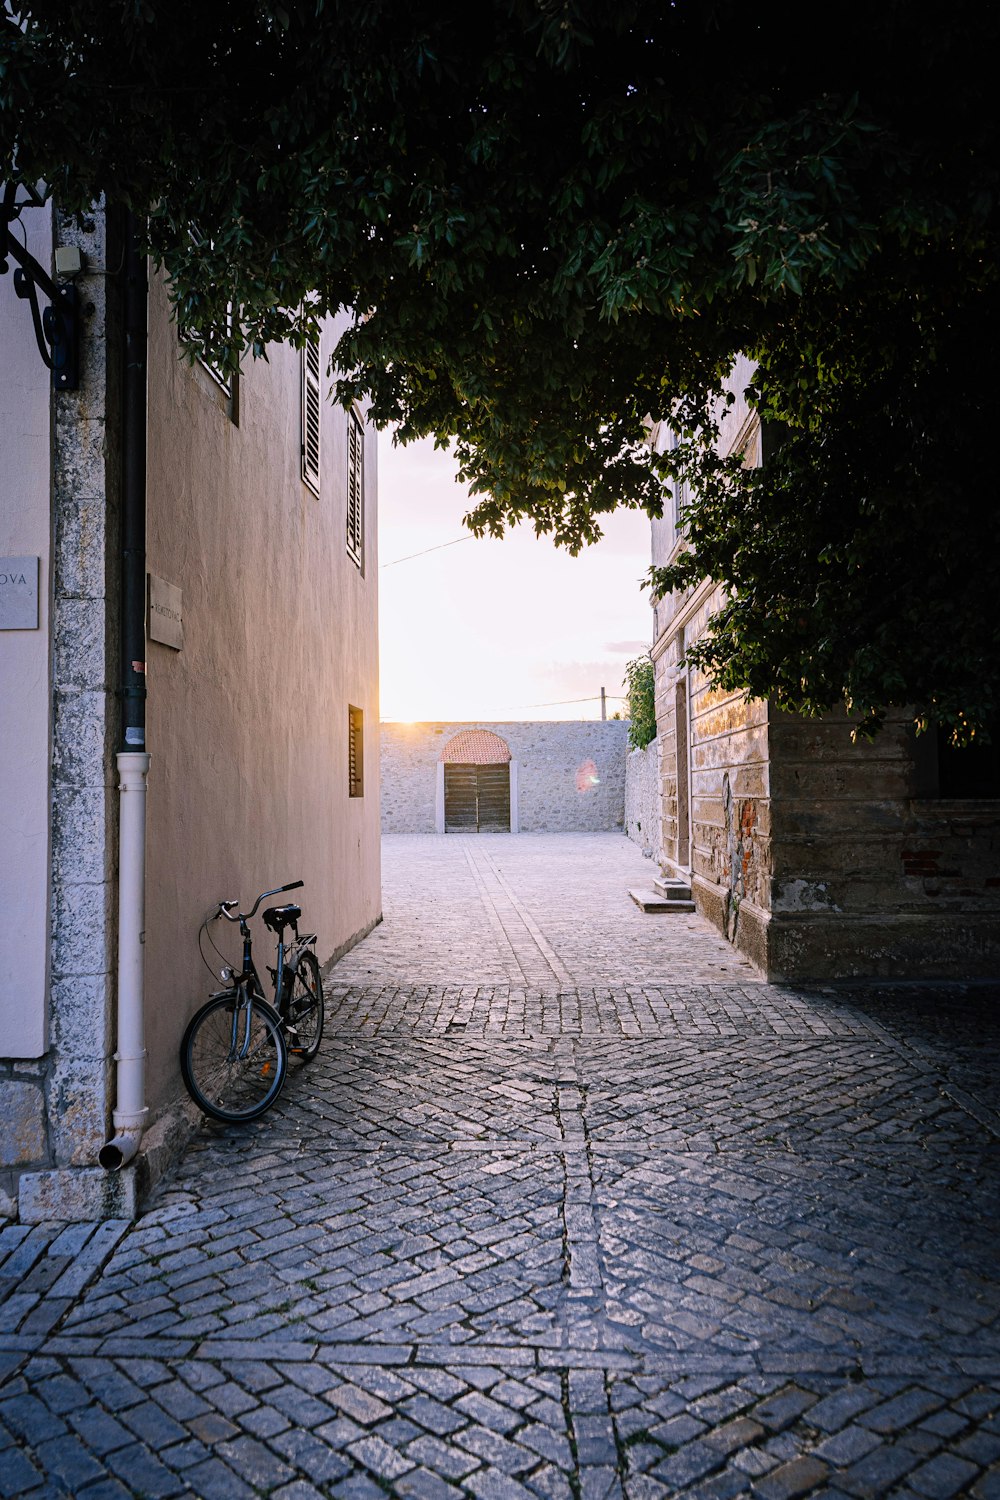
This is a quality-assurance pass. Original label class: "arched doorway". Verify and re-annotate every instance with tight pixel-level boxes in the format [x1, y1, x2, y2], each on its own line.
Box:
[437, 730, 516, 832]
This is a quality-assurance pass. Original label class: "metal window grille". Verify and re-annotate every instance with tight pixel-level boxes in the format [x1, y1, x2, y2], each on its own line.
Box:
[347, 408, 364, 569]
[301, 336, 321, 494]
[348, 706, 364, 797]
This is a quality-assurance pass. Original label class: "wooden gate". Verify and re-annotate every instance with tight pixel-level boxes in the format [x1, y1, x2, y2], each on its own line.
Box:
[444, 763, 511, 832]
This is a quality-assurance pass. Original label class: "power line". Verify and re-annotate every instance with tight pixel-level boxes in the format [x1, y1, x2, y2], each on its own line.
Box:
[496, 694, 627, 710]
[380, 535, 475, 568]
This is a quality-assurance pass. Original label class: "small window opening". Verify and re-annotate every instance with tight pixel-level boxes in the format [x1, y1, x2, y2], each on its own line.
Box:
[348, 706, 364, 797]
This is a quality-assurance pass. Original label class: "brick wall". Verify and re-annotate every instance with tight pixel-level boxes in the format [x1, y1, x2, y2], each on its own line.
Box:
[381, 720, 628, 833]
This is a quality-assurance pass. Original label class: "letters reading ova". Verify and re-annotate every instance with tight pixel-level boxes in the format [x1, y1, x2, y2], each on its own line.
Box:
[0, 573, 29, 586]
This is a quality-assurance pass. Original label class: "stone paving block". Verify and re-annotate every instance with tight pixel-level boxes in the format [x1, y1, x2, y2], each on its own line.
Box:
[105, 1440, 187, 1497]
[578, 1465, 624, 1500]
[752, 1387, 820, 1432]
[239, 1402, 292, 1438]
[270, 1425, 354, 1482]
[329, 1380, 396, 1424]
[406, 1432, 482, 1480]
[0, 1390, 68, 1442]
[216, 1433, 297, 1489]
[3, 840, 1000, 1500]
[39, 1431, 107, 1491]
[329, 1475, 387, 1500]
[651, 1439, 728, 1488]
[347, 1431, 416, 1480]
[272, 1482, 329, 1500]
[755, 1454, 829, 1499]
[119, 1396, 189, 1449]
[464, 1467, 539, 1500]
[862, 1386, 946, 1434]
[188, 1411, 241, 1445]
[909, 1451, 981, 1498]
[0, 1445, 44, 1497]
[404, 1392, 468, 1436]
[315, 1413, 368, 1450]
[182, 1456, 258, 1500]
[456, 1424, 539, 1475]
[841, 1440, 920, 1494]
[456, 1389, 522, 1435]
[805, 1385, 882, 1433]
[267, 1384, 338, 1429]
[814, 1424, 883, 1466]
[396, 1466, 466, 1500]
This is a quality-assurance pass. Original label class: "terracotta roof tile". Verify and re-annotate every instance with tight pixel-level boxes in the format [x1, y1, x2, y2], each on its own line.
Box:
[439, 730, 512, 764]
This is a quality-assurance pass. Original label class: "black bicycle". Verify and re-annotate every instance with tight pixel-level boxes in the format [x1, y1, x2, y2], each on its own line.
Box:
[181, 880, 325, 1122]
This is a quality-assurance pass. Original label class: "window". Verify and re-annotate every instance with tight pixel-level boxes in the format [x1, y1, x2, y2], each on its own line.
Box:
[348, 706, 364, 797]
[301, 335, 321, 495]
[178, 227, 239, 420]
[347, 407, 364, 569]
[668, 430, 688, 534]
[937, 724, 1000, 799]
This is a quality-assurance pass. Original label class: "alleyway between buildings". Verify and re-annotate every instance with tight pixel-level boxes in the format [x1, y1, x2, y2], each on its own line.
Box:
[2, 832, 999, 1499]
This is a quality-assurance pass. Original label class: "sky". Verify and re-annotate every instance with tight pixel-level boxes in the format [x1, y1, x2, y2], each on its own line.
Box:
[377, 434, 654, 723]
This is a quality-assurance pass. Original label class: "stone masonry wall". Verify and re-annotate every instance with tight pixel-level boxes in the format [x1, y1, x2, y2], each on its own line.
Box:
[765, 710, 1000, 979]
[624, 739, 663, 862]
[381, 721, 628, 833]
[0, 200, 128, 1221]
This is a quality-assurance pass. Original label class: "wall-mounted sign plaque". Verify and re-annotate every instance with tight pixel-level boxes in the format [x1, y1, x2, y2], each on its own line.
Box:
[0, 557, 39, 629]
[148, 572, 183, 650]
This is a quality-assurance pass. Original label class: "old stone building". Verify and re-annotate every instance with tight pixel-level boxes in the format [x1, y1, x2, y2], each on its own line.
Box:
[649, 358, 1000, 979]
[1, 197, 381, 1220]
[381, 720, 628, 834]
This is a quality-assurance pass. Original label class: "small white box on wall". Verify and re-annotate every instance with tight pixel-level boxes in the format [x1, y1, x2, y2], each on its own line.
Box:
[0, 557, 39, 630]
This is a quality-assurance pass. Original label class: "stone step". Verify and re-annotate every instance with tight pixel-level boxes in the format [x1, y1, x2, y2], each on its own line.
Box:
[629, 888, 697, 914]
[653, 877, 693, 901]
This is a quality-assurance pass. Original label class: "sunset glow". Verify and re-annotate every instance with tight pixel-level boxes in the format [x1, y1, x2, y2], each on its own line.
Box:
[378, 436, 653, 724]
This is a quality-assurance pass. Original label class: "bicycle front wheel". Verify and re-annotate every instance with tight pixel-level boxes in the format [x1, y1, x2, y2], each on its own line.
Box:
[284, 950, 324, 1061]
[181, 993, 287, 1122]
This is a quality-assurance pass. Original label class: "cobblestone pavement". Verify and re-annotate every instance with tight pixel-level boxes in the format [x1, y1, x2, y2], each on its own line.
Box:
[2, 833, 999, 1499]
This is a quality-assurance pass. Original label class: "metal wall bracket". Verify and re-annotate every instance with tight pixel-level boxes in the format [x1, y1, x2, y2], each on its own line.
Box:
[2, 181, 81, 391]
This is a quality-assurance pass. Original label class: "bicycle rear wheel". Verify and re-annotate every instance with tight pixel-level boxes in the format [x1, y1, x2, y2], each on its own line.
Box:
[181, 992, 287, 1122]
[284, 950, 324, 1061]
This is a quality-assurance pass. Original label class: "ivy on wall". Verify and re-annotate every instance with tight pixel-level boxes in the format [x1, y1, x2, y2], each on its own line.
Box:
[625, 655, 656, 751]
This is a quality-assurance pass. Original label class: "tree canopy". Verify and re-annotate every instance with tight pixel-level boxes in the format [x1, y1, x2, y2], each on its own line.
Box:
[2, 1, 997, 737]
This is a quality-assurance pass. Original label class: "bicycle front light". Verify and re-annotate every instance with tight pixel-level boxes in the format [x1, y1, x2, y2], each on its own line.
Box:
[220, 966, 234, 982]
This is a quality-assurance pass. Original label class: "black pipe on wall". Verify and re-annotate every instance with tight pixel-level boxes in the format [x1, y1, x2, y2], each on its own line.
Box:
[120, 210, 147, 752]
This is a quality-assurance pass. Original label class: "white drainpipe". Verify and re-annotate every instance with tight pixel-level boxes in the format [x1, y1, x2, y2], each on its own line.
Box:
[99, 750, 150, 1170]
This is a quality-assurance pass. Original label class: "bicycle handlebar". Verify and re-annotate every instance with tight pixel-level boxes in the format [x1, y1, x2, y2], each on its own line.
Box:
[217, 880, 303, 923]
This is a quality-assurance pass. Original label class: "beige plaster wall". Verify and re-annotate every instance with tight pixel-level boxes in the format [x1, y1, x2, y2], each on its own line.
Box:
[143, 280, 381, 1111]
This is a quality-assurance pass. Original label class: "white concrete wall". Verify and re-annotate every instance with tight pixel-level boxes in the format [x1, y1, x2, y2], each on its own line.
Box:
[381, 720, 628, 833]
[143, 280, 381, 1112]
[0, 203, 52, 1059]
[624, 738, 663, 862]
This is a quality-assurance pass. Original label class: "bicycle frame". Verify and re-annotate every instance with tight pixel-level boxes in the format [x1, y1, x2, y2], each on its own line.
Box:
[184, 877, 322, 1125]
[222, 916, 269, 1060]
[211, 908, 318, 1056]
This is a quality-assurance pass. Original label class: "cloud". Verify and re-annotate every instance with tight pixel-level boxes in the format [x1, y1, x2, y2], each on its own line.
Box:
[604, 640, 649, 654]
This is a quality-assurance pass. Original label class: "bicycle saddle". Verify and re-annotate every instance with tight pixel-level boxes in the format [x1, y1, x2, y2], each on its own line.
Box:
[263, 903, 301, 933]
